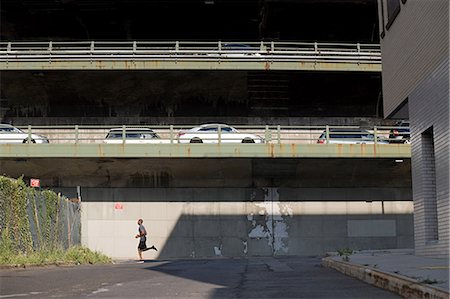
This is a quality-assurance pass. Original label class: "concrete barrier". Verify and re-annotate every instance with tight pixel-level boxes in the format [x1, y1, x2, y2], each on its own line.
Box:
[322, 257, 449, 299]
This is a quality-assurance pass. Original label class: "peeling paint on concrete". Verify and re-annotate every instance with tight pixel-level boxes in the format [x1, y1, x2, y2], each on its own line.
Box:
[214, 246, 222, 256]
[247, 188, 291, 254]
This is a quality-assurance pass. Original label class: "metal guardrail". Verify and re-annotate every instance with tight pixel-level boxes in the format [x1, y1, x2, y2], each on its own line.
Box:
[3, 124, 410, 145]
[0, 41, 381, 64]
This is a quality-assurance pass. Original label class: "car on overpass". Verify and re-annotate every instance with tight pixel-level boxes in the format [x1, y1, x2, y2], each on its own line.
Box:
[0, 124, 49, 144]
[389, 120, 410, 144]
[316, 128, 389, 144]
[177, 124, 264, 144]
[104, 128, 171, 144]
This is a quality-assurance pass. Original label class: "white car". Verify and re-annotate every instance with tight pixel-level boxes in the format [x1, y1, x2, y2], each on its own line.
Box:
[104, 128, 172, 144]
[0, 124, 49, 143]
[177, 124, 264, 144]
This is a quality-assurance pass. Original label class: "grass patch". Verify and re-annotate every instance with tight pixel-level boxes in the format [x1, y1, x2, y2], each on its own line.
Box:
[0, 243, 111, 266]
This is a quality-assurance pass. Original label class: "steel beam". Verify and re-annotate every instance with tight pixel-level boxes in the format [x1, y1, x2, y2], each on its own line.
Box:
[0, 143, 410, 158]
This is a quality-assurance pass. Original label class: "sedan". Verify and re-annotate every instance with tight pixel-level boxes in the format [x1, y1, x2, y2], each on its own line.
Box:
[317, 129, 389, 144]
[104, 128, 172, 144]
[0, 124, 49, 143]
[177, 124, 264, 143]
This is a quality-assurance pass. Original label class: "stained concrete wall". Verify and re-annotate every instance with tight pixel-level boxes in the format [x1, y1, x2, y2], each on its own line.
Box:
[77, 187, 413, 259]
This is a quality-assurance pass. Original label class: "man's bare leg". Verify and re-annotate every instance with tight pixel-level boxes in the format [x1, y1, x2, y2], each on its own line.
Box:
[138, 249, 143, 260]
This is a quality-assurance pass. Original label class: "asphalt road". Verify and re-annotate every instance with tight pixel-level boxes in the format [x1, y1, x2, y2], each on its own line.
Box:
[0, 257, 400, 298]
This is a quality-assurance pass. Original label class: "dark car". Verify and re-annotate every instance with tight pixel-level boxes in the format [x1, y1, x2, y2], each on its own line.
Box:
[389, 121, 410, 144]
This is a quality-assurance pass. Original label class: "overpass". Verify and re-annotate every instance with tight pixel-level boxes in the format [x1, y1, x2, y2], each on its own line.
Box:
[0, 41, 381, 72]
[0, 124, 409, 158]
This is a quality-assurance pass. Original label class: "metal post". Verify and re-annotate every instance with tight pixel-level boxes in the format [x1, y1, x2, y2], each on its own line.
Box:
[314, 42, 318, 53]
[90, 41, 95, 52]
[27, 125, 32, 143]
[271, 41, 274, 53]
[170, 125, 174, 144]
[175, 41, 179, 52]
[48, 41, 53, 52]
[218, 41, 222, 51]
[265, 125, 271, 143]
[260, 41, 264, 52]
[325, 125, 330, 143]
[277, 125, 281, 144]
[218, 124, 222, 144]
[75, 125, 79, 144]
[374, 126, 378, 145]
[122, 125, 126, 144]
[7, 42, 11, 52]
[133, 41, 137, 52]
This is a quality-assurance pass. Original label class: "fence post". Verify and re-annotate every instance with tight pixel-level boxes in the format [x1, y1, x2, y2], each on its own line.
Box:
[218, 124, 222, 144]
[265, 125, 271, 143]
[170, 125, 174, 144]
[75, 125, 79, 144]
[66, 199, 71, 247]
[27, 125, 32, 143]
[277, 125, 281, 144]
[122, 125, 126, 144]
[374, 126, 378, 145]
[326, 125, 330, 143]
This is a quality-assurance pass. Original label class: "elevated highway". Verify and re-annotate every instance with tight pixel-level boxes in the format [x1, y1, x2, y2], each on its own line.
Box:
[0, 41, 381, 72]
[0, 124, 410, 158]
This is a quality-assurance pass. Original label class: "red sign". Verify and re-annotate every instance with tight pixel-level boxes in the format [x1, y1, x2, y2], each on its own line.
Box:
[114, 202, 123, 210]
[30, 179, 40, 188]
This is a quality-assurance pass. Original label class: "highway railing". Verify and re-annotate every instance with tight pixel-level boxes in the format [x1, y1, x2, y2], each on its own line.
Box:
[5, 124, 410, 145]
[0, 41, 381, 64]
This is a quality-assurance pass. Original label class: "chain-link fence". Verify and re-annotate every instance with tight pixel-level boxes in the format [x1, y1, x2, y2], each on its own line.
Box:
[0, 176, 80, 253]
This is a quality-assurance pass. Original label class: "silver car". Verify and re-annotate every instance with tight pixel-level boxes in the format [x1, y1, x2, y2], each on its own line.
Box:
[0, 124, 49, 144]
[104, 128, 172, 144]
[177, 124, 264, 144]
[317, 129, 389, 144]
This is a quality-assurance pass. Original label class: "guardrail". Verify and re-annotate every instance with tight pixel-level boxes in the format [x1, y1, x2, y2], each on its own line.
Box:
[3, 124, 410, 145]
[0, 41, 381, 64]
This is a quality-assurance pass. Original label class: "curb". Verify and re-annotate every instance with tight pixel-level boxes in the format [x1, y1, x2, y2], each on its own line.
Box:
[0, 262, 78, 270]
[322, 257, 449, 299]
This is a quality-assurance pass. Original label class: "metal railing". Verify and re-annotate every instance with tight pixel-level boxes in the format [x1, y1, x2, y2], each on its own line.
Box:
[0, 41, 381, 64]
[3, 124, 410, 145]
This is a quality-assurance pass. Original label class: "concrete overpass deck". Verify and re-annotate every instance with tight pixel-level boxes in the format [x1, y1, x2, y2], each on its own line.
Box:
[0, 143, 410, 158]
[0, 41, 381, 72]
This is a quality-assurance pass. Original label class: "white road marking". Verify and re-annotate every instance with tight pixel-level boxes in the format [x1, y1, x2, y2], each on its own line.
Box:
[91, 288, 109, 295]
[0, 294, 28, 298]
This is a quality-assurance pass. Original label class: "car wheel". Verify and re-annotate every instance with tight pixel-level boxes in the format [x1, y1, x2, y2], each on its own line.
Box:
[190, 138, 203, 143]
[242, 138, 255, 143]
[22, 138, 36, 143]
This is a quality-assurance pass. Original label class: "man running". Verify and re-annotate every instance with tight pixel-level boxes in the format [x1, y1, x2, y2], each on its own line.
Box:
[135, 218, 157, 260]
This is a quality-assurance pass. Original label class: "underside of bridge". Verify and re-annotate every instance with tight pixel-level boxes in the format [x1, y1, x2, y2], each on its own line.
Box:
[1, 0, 378, 42]
[0, 0, 412, 259]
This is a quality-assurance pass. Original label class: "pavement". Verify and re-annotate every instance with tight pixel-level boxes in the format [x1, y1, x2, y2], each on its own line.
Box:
[322, 249, 449, 299]
[0, 256, 401, 298]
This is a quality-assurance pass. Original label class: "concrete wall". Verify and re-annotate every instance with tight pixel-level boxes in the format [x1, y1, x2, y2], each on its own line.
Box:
[78, 187, 413, 259]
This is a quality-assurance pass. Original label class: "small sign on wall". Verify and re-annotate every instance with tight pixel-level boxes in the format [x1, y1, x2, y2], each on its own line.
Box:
[30, 178, 40, 188]
[114, 202, 124, 210]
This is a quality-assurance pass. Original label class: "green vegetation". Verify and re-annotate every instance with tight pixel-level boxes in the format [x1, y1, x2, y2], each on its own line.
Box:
[0, 176, 111, 266]
[336, 248, 354, 262]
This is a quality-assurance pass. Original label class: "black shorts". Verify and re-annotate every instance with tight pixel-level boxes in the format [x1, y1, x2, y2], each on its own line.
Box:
[138, 237, 147, 250]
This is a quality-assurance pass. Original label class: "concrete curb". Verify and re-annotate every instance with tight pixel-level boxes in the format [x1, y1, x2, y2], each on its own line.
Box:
[322, 257, 449, 299]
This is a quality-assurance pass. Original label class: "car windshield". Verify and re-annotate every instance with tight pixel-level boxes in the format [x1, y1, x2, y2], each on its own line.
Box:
[0, 126, 23, 133]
